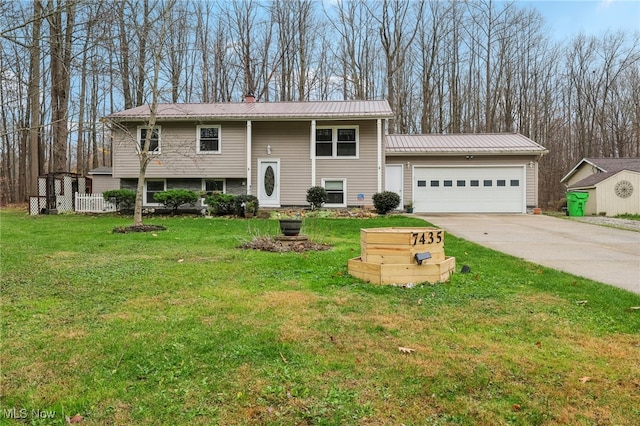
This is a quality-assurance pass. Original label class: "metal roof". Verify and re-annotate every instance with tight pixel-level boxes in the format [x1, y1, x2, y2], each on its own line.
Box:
[386, 133, 548, 155]
[106, 100, 393, 122]
[88, 166, 113, 175]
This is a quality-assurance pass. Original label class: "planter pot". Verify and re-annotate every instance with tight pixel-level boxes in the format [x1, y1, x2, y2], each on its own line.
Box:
[405, 208, 414, 213]
[279, 219, 302, 236]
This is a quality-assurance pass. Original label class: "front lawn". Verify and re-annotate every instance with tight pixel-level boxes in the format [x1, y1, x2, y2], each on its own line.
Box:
[1, 210, 639, 425]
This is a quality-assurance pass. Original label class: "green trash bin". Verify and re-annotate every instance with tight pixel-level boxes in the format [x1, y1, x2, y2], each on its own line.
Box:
[566, 191, 589, 217]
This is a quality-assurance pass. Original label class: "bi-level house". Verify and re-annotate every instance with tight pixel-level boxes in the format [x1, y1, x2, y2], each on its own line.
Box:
[105, 98, 547, 213]
[107, 98, 393, 209]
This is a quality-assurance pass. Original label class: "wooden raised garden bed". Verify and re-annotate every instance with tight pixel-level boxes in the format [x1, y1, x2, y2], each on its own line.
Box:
[348, 227, 456, 285]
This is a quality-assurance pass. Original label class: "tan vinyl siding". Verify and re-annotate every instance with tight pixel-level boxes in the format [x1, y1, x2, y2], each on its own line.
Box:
[90, 175, 120, 194]
[386, 155, 539, 207]
[112, 121, 246, 178]
[315, 120, 380, 206]
[250, 120, 380, 206]
[251, 121, 312, 205]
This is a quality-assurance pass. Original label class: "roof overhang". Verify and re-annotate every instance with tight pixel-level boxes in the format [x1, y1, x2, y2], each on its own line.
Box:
[104, 101, 394, 123]
[385, 150, 548, 156]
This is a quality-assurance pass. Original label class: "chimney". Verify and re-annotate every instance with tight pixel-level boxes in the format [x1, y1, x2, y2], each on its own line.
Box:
[244, 93, 255, 103]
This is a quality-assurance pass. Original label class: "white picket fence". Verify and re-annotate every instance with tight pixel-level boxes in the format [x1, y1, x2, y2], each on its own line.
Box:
[75, 193, 117, 213]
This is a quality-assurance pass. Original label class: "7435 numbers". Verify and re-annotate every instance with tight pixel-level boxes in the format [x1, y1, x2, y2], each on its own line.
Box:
[412, 231, 443, 246]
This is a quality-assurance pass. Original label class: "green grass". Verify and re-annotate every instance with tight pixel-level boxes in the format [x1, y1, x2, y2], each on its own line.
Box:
[1, 209, 639, 425]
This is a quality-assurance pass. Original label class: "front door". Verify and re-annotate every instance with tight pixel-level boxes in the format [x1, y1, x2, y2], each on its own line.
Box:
[258, 159, 280, 207]
[385, 164, 404, 208]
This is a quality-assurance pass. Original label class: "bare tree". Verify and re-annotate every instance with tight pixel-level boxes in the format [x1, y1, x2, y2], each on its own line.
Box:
[371, 0, 423, 133]
[47, 0, 75, 172]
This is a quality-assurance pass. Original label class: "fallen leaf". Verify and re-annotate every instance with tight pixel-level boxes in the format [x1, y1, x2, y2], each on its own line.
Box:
[535, 341, 541, 348]
[398, 347, 415, 354]
[67, 414, 83, 424]
[177, 259, 184, 263]
[152, 233, 158, 237]
[417, 298, 422, 305]
[579, 376, 591, 383]
[512, 404, 521, 412]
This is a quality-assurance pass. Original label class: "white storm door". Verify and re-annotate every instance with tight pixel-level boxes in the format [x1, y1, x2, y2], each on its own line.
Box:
[385, 164, 404, 208]
[258, 159, 280, 207]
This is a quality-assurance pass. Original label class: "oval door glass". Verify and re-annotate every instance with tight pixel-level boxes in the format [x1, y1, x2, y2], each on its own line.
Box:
[264, 166, 275, 196]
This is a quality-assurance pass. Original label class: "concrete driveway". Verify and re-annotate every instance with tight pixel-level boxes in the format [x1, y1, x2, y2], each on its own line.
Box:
[418, 214, 640, 294]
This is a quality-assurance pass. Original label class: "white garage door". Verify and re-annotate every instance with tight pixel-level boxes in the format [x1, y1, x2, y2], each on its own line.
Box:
[413, 166, 525, 213]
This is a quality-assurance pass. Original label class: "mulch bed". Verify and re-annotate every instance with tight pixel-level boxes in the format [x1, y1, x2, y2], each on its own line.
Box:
[240, 236, 331, 253]
[112, 225, 167, 233]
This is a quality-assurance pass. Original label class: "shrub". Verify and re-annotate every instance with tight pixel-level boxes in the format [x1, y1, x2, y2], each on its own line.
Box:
[306, 186, 328, 210]
[234, 194, 259, 216]
[205, 193, 237, 216]
[372, 191, 401, 215]
[153, 189, 199, 214]
[103, 189, 136, 213]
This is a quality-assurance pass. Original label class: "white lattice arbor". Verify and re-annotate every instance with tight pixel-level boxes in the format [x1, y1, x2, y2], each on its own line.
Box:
[28, 173, 88, 215]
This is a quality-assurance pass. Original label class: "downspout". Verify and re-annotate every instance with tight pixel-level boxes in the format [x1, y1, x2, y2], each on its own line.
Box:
[246, 120, 252, 195]
[310, 120, 316, 187]
[377, 119, 382, 192]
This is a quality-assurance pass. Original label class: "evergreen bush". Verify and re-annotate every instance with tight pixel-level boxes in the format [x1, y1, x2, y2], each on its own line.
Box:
[205, 193, 237, 216]
[153, 189, 199, 214]
[372, 191, 401, 215]
[103, 189, 136, 213]
[306, 186, 328, 210]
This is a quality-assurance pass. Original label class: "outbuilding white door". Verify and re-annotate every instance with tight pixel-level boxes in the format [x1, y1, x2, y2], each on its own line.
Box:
[385, 164, 403, 208]
[413, 166, 525, 213]
[258, 159, 280, 207]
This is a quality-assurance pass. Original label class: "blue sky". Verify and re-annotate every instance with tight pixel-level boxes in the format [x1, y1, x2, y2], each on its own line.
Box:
[516, 0, 640, 41]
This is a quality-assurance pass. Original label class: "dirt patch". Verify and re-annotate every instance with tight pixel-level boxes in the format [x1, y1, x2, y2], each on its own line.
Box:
[240, 236, 331, 253]
[112, 224, 167, 233]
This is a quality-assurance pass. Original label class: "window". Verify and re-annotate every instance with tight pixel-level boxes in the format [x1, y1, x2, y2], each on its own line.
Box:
[457, 180, 466, 187]
[444, 180, 453, 187]
[138, 127, 160, 152]
[470, 180, 479, 187]
[315, 129, 333, 156]
[202, 179, 225, 195]
[322, 179, 346, 207]
[315, 126, 358, 158]
[417, 180, 427, 187]
[483, 180, 492, 187]
[201, 179, 225, 206]
[510, 179, 520, 187]
[430, 180, 439, 187]
[337, 129, 357, 156]
[497, 180, 506, 187]
[145, 180, 166, 205]
[197, 125, 221, 153]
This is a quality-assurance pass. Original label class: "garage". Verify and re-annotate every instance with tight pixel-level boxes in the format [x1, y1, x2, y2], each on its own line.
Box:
[385, 134, 548, 214]
[413, 166, 526, 213]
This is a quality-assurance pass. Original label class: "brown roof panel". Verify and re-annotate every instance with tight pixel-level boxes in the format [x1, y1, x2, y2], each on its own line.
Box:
[386, 133, 547, 155]
[106, 100, 394, 121]
[560, 157, 640, 183]
[583, 157, 640, 173]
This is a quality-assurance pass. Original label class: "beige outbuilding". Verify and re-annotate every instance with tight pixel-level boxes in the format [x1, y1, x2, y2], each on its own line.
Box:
[561, 158, 640, 216]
